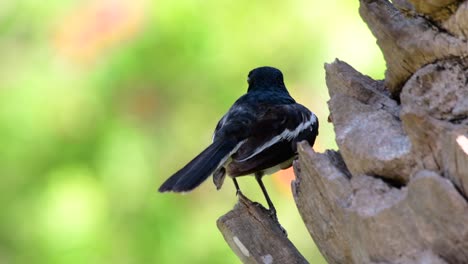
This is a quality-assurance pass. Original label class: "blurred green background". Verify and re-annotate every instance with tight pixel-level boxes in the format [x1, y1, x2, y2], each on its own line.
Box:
[0, 0, 385, 263]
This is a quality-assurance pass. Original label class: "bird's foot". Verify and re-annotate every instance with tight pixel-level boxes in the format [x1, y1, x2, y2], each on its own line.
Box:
[268, 208, 287, 236]
[268, 208, 278, 222]
[278, 223, 288, 236]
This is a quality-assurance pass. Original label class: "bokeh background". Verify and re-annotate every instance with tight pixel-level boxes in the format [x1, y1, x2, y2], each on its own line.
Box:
[0, 0, 385, 263]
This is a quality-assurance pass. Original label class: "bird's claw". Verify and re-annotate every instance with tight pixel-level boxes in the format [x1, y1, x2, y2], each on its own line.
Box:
[269, 208, 278, 221]
[268, 208, 287, 235]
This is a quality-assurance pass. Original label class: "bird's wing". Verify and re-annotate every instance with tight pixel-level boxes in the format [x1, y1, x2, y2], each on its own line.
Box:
[232, 103, 317, 162]
[212, 114, 228, 142]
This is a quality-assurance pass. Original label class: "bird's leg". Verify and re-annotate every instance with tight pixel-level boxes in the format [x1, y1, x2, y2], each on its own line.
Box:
[232, 178, 241, 195]
[255, 172, 277, 219]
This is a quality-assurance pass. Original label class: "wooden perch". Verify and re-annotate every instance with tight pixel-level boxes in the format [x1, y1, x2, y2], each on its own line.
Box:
[217, 193, 308, 264]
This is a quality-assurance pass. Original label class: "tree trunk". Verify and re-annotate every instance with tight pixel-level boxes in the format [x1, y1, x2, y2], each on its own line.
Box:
[218, 0, 468, 263]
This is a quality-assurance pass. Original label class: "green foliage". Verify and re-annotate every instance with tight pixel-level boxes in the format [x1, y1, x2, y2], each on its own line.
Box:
[0, 0, 384, 263]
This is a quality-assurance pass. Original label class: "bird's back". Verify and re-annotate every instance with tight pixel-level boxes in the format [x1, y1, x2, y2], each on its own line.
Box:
[212, 89, 318, 178]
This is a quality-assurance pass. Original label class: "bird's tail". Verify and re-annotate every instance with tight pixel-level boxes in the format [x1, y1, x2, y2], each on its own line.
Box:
[158, 139, 238, 192]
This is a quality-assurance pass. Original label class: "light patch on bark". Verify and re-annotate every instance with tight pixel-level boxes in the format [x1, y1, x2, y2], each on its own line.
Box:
[233, 236, 250, 257]
[456, 135, 468, 155]
[261, 254, 273, 264]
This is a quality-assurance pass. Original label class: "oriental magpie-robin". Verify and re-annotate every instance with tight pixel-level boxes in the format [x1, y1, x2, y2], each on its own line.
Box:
[159, 66, 318, 217]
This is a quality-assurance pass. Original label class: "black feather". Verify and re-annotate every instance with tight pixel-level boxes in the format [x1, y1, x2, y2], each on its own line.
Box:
[158, 139, 238, 192]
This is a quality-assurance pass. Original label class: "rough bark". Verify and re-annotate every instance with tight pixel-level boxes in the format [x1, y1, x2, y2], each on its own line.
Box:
[218, 0, 468, 263]
[359, 0, 467, 96]
[292, 0, 468, 262]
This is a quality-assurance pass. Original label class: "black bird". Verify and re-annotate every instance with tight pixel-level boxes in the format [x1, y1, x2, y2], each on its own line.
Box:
[159, 66, 319, 217]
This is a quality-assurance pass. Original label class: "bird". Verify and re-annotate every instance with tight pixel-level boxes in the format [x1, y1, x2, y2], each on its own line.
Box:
[158, 66, 319, 218]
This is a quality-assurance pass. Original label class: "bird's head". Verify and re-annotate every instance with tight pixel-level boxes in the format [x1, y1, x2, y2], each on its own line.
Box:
[247, 66, 287, 92]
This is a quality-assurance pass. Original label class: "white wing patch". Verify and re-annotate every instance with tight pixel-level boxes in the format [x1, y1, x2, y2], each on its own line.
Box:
[237, 113, 317, 162]
[216, 139, 246, 170]
[212, 114, 228, 142]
